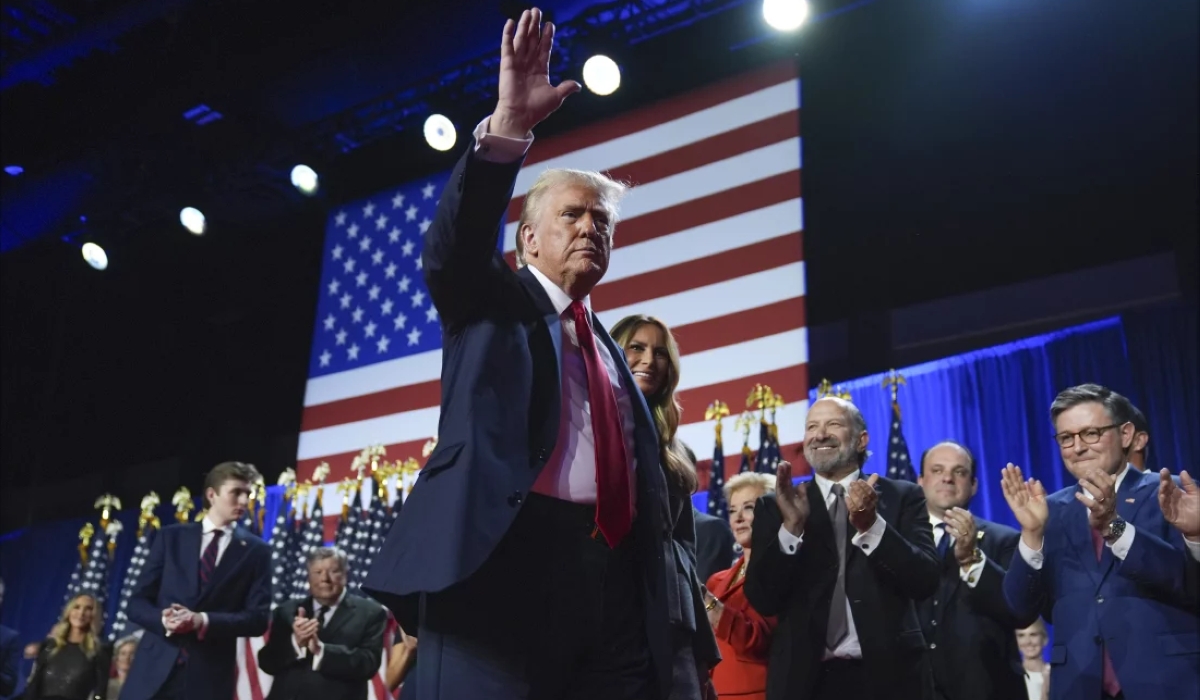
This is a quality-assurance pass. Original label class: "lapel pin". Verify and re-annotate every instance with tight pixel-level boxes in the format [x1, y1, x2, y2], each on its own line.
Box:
[976, 531, 985, 541]
[240, 540, 247, 546]
[1125, 498, 1135, 504]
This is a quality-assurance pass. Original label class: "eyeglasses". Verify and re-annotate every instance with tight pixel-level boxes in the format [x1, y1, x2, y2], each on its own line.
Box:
[1054, 423, 1125, 449]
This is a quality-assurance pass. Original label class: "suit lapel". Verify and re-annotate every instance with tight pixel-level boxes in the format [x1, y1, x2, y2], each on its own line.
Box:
[1095, 469, 1150, 586]
[180, 524, 202, 599]
[321, 595, 355, 638]
[806, 480, 839, 558]
[198, 528, 250, 605]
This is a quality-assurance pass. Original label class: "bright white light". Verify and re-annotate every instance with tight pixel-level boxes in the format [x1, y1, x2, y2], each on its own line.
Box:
[582, 55, 621, 96]
[763, 0, 809, 31]
[81, 242, 108, 270]
[424, 114, 457, 152]
[290, 164, 319, 195]
[180, 207, 206, 235]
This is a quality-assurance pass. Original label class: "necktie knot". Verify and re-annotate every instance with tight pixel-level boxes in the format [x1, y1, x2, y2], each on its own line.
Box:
[831, 483, 845, 498]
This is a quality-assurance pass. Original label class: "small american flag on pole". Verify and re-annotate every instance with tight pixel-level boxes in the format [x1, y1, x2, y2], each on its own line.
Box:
[883, 371, 917, 482]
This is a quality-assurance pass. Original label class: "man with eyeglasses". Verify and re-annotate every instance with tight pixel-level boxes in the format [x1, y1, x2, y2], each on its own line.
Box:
[999, 383, 1200, 700]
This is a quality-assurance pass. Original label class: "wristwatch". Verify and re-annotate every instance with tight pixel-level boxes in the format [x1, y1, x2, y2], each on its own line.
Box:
[1102, 517, 1127, 543]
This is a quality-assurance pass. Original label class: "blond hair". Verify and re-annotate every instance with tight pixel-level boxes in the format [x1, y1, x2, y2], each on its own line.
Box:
[723, 472, 776, 503]
[49, 592, 103, 658]
[515, 169, 628, 268]
[610, 314, 698, 495]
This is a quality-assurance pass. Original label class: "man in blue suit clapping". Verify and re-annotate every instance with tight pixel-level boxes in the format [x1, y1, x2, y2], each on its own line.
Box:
[1000, 384, 1200, 700]
[121, 461, 271, 700]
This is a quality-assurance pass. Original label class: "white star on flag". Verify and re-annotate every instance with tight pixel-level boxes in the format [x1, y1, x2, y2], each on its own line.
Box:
[332, 244, 344, 260]
[381, 299, 394, 315]
[364, 321, 378, 338]
[422, 183, 436, 199]
[368, 285, 381, 301]
[426, 306, 438, 323]
[323, 314, 336, 330]
[356, 271, 368, 287]
[347, 223, 359, 238]
[352, 307, 365, 323]
[339, 293, 352, 309]
[372, 249, 385, 265]
[398, 276, 412, 293]
[419, 218, 432, 233]
[377, 336, 391, 353]
[375, 214, 389, 230]
[388, 227, 401, 243]
[343, 258, 356, 273]
[335, 329, 347, 345]
[407, 328, 421, 346]
[405, 205, 418, 221]
[401, 240, 415, 257]
[319, 350, 332, 366]
[348, 343, 360, 360]
[335, 211, 347, 226]
[393, 313, 407, 330]
[327, 279, 340, 295]
[363, 202, 375, 217]
[359, 236, 373, 252]
[410, 290, 426, 308]
[385, 262, 398, 279]
[391, 193, 405, 208]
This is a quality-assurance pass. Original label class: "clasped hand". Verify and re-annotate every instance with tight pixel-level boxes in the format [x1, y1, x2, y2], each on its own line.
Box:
[162, 604, 200, 635]
[941, 507, 979, 567]
[293, 607, 321, 655]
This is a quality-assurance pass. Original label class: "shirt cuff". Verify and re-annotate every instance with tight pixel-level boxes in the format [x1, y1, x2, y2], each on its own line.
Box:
[292, 634, 307, 659]
[1107, 522, 1136, 560]
[850, 515, 887, 555]
[959, 551, 988, 587]
[1186, 537, 1200, 562]
[312, 643, 325, 670]
[196, 613, 209, 640]
[161, 614, 171, 637]
[778, 524, 803, 555]
[1018, 537, 1045, 570]
[472, 116, 533, 163]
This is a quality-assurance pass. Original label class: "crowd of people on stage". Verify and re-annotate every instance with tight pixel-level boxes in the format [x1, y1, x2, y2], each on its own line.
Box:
[3, 7, 1198, 700]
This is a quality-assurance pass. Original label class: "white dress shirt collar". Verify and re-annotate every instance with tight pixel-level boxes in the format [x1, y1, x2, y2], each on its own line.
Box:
[526, 263, 591, 317]
[314, 586, 348, 615]
[812, 469, 862, 502]
[201, 515, 236, 537]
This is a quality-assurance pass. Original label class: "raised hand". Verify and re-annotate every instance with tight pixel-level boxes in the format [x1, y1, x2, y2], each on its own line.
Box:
[846, 474, 880, 533]
[775, 460, 810, 536]
[943, 507, 979, 566]
[1000, 464, 1049, 548]
[1075, 467, 1117, 531]
[1159, 469, 1200, 540]
[293, 606, 318, 648]
[492, 8, 581, 139]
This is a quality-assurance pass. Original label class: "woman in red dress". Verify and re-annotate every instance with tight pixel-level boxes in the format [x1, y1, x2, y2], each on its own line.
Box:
[704, 472, 778, 700]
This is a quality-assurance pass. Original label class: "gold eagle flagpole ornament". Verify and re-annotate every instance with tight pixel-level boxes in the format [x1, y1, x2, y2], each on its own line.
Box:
[172, 487, 194, 524]
[705, 400, 731, 448]
[77, 523, 95, 565]
[94, 494, 121, 531]
[137, 492, 161, 538]
[105, 521, 123, 559]
[882, 369, 907, 415]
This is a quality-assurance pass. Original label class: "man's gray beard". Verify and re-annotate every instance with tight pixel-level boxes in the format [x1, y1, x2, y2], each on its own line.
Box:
[811, 457, 854, 476]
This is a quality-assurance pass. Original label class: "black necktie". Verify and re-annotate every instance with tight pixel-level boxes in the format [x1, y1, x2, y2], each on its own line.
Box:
[315, 605, 328, 630]
[826, 484, 849, 649]
[936, 522, 950, 559]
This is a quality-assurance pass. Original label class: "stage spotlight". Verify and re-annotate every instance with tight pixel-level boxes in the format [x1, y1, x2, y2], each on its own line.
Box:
[582, 55, 620, 96]
[763, 0, 809, 31]
[424, 114, 457, 152]
[291, 165, 320, 196]
[81, 242, 108, 271]
[180, 207, 206, 235]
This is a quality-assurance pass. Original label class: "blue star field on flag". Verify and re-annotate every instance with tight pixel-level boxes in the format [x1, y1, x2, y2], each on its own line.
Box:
[885, 401, 917, 482]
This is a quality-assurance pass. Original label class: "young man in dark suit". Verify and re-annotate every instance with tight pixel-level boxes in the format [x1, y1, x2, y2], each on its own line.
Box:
[259, 547, 388, 700]
[121, 461, 272, 700]
[915, 441, 1032, 700]
[363, 8, 713, 699]
[744, 397, 940, 700]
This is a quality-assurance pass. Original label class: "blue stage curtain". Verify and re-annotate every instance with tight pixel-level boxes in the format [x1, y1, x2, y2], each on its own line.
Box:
[1121, 301, 1200, 476]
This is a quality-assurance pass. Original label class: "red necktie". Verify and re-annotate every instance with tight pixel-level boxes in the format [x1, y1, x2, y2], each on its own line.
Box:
[1090, 527, 1122, 697]
[570, 301, 631, 547]
[200, 530, 223, 588]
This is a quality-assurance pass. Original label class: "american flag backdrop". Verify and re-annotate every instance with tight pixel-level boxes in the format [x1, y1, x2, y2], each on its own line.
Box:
[294, 60, 810, 503]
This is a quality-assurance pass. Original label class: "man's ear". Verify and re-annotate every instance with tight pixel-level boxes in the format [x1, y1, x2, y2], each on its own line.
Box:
[521, 224, 537, 259]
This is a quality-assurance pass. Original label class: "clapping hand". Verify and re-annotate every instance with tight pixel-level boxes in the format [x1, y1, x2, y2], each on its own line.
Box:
[293, 607, 320, 650]
[846, 474, 880, 533]
[1000, 464, 1049, 549]
[1074, 467, 1117, 531]
[491, 8, 581, 139]
[942, 507, 979, 567]
[775, 460, 810, 536]
[1159, 469, 1200, 541]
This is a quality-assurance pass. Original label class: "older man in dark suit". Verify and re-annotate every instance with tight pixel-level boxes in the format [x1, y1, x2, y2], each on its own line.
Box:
[744, 397, 940, 700]
[363, 8, 711, 700]
[259, 548, 387, 700]
[121, 462, 271, 700]
[915, 441, 1032, 700]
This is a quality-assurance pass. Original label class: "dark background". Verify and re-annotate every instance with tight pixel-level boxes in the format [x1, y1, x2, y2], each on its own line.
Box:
[1, 0, 1196, 529]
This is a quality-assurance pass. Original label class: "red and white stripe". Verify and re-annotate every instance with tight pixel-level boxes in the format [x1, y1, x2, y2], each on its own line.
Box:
[296, 59, 808, 494]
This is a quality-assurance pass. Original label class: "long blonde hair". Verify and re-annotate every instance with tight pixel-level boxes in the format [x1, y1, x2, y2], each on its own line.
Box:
[610, 314, 699, 495]
[49, 593, 103, 658]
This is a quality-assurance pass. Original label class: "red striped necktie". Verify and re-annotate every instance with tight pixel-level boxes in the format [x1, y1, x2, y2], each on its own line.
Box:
[199, 530, 223, 588]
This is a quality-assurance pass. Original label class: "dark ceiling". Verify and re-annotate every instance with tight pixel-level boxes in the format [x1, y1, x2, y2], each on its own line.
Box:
[1, 0, 1196, 527]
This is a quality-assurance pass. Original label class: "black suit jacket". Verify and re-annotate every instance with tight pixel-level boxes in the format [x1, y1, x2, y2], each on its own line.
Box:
[0, 625, 17, 699]
[694, 508, 736, 583]
[121, 524, 271, 700]
[744, 477, 940, 700]
[918, 517, 1034, 700]
[258, 595, 388, 700]
[363, 146, 682, 697]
